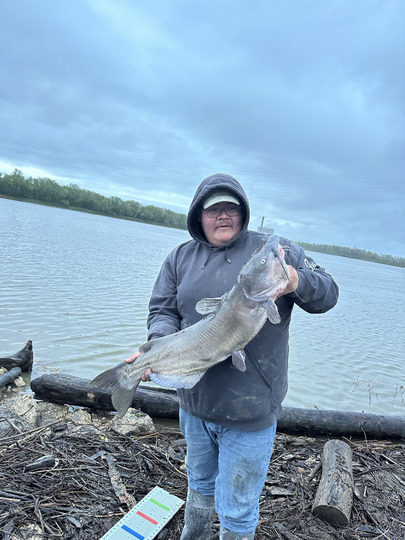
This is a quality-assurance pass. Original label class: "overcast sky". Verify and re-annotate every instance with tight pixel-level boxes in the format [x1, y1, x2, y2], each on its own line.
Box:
[1, 0, 404, 256]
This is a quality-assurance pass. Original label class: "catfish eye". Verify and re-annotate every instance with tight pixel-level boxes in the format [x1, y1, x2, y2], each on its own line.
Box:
[260, 258, 266, 264]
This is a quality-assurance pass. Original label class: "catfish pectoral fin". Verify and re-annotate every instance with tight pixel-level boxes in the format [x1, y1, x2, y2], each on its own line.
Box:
[264, 300, 281, 324]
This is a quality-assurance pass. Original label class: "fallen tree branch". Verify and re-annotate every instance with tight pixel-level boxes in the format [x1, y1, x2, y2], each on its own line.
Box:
[0, 367, 22, 390]
[104, 454, 136, 510]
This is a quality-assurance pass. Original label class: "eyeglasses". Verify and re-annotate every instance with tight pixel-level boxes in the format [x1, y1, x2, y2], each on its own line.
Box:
[203, 205, 241, 218]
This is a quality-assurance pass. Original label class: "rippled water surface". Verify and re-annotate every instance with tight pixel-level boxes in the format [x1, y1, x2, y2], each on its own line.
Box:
[1, 198, 404, 415]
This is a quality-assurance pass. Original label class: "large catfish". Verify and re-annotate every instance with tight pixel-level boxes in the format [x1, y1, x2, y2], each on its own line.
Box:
[92, 235, 290, 417]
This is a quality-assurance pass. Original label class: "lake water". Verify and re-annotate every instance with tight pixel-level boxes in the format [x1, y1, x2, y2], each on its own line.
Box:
[1, 197, 404, 416]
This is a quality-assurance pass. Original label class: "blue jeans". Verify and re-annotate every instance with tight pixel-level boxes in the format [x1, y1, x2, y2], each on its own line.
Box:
[179, 408, 277, 534]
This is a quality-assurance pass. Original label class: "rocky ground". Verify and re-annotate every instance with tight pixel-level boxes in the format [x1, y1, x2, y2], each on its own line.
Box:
[0, 393, 404, 540]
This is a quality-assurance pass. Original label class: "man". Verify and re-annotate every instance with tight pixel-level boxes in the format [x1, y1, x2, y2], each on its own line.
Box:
[126, 173, 339, 539]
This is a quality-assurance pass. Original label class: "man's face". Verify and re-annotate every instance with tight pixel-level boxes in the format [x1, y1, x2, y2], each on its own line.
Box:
[201, 202, 242, 247]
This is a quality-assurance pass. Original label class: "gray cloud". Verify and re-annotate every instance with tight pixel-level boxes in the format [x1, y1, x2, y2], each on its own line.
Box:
[0, 0, 403, 256]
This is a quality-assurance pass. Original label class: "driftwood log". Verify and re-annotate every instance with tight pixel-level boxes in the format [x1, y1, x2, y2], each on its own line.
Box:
[30, 373, 180, 419]
[0, 340, 33, 372]
[0, 366, 22, 390]
[31, 373, 405, 439]
[312, 439, 353, 526]
[277, 406, 405, 440]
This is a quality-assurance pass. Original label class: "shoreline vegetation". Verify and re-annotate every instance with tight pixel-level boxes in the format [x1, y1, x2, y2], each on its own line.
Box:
[2, 169, 404, 267]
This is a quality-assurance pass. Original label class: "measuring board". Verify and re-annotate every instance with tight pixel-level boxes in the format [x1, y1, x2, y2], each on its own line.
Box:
[99, 486, 184, 540]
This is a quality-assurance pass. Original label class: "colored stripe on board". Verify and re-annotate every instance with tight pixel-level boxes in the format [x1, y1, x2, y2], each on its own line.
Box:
[121, 524, 144, 539]
[150, 498, 170, 511]
[137, 510, 158, 525]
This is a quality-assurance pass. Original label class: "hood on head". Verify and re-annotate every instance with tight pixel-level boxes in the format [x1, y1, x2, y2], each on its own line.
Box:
[187, 173, 250, 245]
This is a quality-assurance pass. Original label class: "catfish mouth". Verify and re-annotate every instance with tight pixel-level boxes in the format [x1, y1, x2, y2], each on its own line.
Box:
[245, 286, 280, 302]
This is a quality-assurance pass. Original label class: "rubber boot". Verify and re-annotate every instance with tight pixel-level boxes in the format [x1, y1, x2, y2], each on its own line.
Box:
[220, 525, 256, 539]
[180, 487, 215, 540]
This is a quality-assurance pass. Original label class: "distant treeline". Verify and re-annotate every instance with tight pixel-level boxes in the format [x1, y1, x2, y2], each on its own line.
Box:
[1, 169, 404, 267]
[0, 169, 187, 230]
[294, 241, 404, 268]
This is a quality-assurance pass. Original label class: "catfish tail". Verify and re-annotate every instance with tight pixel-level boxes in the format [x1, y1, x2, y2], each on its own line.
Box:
[91, 363, 141, 418]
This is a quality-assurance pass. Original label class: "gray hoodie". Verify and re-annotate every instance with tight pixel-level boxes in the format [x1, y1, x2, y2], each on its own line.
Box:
[147, 173, 339, 431]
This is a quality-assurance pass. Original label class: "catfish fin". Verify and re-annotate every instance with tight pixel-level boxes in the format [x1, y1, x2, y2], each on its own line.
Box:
[91, 364, 140, 418]
[264, 300, 281, 324]
[91, 365, 122, 389]
[231, 349, 246, 372]
[195, 296, 223, 315]
[150, 371, 205, 389]
[139, 341, 155, 354]
[112, 383, 139, 418]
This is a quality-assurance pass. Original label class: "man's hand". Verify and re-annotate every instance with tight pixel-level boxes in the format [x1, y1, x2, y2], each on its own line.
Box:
[125, 351, 142, 363]
[124, 351, 152, 382]
[277, 266, 299, 298]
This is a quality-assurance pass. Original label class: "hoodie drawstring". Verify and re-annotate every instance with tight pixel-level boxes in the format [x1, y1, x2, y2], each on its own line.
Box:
[202, 247, 232, 269]
[202, 249, 212, 269]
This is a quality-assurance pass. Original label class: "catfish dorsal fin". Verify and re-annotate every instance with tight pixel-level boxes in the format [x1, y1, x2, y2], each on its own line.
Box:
[139, 341, 154, 354]
[195, 295, 224, 315]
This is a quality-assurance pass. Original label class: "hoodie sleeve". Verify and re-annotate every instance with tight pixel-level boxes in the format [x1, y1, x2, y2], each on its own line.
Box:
[147, 249, 181, 340]
[284, 240, 339, 313]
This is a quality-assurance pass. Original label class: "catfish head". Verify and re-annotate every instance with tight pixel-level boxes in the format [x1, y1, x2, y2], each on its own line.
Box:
[238, 235, 290, 321]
